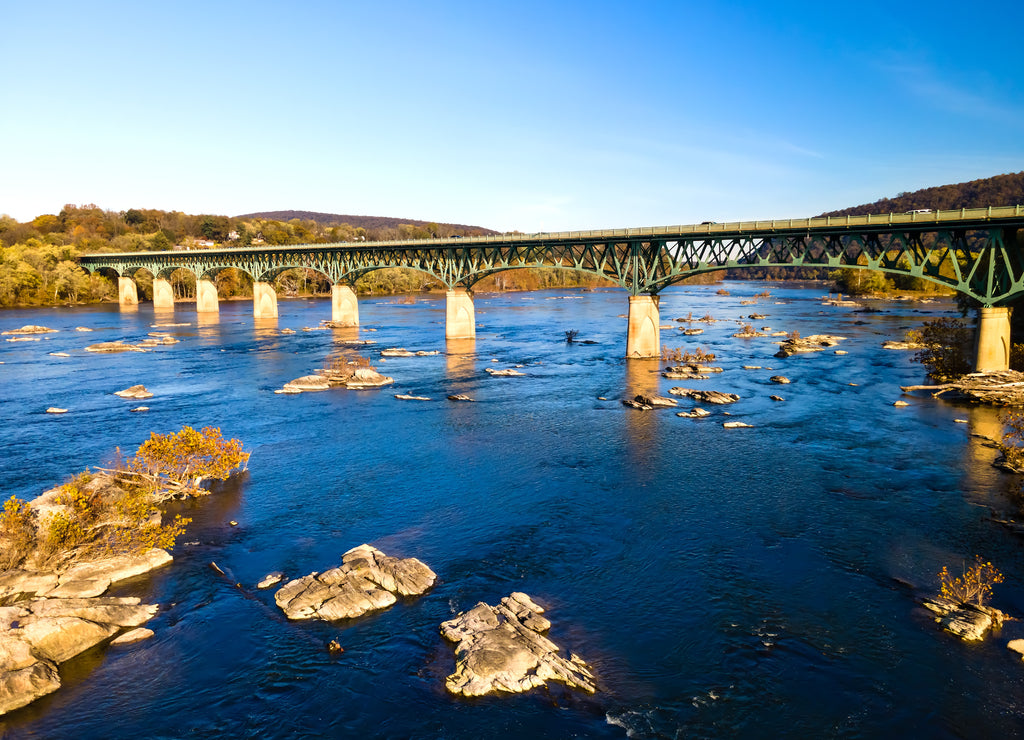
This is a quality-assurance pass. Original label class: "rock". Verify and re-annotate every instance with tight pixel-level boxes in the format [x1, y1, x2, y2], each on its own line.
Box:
[733, 329, 767, 338]
[15, 616, 119, 663]
[893, 400, 910, 407]
[770, 395, 785, 402]
[114, 384, 154, 399]
[274, 544, 435, 621]
[0, 661, 61, 716]
[922, 598, 1007, 641]
[769, 376, 791, 384]
[723, 421, 753, 428]
[774, 334, 846, 358]
[883, 340, 924, 350]
[1008, 639, 1024, 659]
[283, 375, 332, 392]
[136, 336, 178, 347]
[6, 337, 41, 342]
[84, 341, 147, 353]
[45, 407, 68, 414]
[834, 350, 848, 355]
[395, 394, 431, 401]
[56, 548, 173, 593]
[24, 597, 157, 628]
[743, 365, 763, 370]
[634, 394, 678, 408]
[676, 408, 710, 418]
[447, 394, 474, 402]
[130, 406, 149, 413]
[0, 634, 36, 672]
[346, 367, 395, 389]
[0, 571, 60, 602]
[621, 399, 652, 410]
[257, 572, 284, 589]
[381, 348, 416, 357]
[485, 368, 526, 377]
[1, 325, 57, 335]
[74, 327, 92, 332]
[667, 388, 740, 404]
[439, 592, 595, 697]
[682, 328, 704, 335]
[48, 352, 70, 357]
[110, 627, 154, 646]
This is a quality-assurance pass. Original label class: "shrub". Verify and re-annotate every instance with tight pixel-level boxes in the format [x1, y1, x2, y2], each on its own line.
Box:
[661, 345, 684, 362]
[130, 426, 249, 496]
[938, 556, 1003, 607]
[912, 317, 973, 380]
[681, 347, 716, 363]
[565, 329, 579, 343]
[0, 495, 36, 570]
[999, 412, 1024, 470]
[716, 288, 730, 296]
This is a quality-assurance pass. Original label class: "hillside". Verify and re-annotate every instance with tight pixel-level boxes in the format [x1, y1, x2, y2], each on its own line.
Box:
[236, 210, 497, 236]
[819, 171, 1024, 217]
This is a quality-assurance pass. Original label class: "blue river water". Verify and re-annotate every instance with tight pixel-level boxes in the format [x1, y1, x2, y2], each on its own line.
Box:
[1, 282, 1023, 739]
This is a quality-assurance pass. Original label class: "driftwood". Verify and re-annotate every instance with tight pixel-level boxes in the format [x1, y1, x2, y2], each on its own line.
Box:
[900, 371, 1024, 405]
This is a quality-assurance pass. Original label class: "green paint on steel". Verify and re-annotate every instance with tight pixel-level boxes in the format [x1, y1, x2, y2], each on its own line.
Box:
[78, 206, 1024, 306]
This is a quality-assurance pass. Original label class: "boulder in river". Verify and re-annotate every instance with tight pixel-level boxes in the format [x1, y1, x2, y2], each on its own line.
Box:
[282, 375, 332, 393]
[2, 325, 57, 336]
[769, 376, 791, 384]
[667, 388, 740, 404]
[114, 384, 154, 399]
[774, 334, 846, 358]
[676, 408, 711, 418]
[447, 394, 474, 402]
[439, 592, 596, 697]
[45, 408, 68, 414]
[633, 394, 678, 408]
[922, 597, 1007, 641]
[274, 544, 435, 621]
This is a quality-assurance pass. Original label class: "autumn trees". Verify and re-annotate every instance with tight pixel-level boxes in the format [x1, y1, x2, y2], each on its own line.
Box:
[0, 427, 248, 571]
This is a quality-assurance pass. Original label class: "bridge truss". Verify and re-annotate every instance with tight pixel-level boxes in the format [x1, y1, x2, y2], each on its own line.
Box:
[79, 206, 1024, 306]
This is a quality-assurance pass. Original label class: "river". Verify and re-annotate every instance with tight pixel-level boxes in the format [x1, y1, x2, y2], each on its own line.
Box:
[1, 283, 1023, 738]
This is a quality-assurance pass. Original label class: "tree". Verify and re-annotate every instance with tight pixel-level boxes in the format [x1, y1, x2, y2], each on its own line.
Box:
[912, 317, 973, 380]
[129, 426, 249, 496]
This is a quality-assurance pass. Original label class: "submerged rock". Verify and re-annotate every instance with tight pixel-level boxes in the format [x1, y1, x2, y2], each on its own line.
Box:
[45, 408, 68, 414]
[274, 544, 435, 621]
[676, 408, 711, 418]
[633, 394, 678, 408]
[257, 572, 284, 589]
[439, 592, 595, 697]
[883, 340, 923, 350]
[769, 376, 791, 384]
[485, 368, 526, 377]
[84, 341, 147, 354]
[447, 394, 474, 402]
[723, 421, 754, 428]
[395, 394, 431, 401]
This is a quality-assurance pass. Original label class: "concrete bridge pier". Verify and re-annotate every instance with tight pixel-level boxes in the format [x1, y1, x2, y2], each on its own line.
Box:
[446, 288, 476, 339]
[626, 294, 661, 358]
[253, 281, 278, 319]
[196, 279, 219, 313]
[118, 277, 138, 307]
[974, 306, 1011, 372]
[331, 284, 359, 326]
[153, 278, 175, 310]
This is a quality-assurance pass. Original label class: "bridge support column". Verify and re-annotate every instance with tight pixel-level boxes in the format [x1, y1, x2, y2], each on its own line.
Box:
[196, 279, 219, 313]
[331, 284, 359, 326]
[118, 277, 138, 307]
[446, 288, 475, 339]
[253, 281, 278, 319]
[626, 294, 661, 359]
[974, 306, 1011, 372]
[152, 278, 174, 310]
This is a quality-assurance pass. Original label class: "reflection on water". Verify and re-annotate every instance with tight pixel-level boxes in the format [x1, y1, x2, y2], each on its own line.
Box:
[3, 285, 1024, 739]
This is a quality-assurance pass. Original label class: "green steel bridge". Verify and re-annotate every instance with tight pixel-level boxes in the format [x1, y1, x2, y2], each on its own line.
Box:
[78, 205, 1024, 366]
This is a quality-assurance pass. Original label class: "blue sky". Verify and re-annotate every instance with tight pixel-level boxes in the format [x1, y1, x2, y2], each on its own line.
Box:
[2, 1, 1022, 231]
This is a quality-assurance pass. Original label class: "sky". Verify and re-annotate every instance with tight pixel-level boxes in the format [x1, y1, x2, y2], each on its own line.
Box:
[2, 0, 1023, 232]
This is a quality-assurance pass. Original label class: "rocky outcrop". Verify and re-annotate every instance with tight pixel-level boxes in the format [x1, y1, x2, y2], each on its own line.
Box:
[0, 596, 158, 716]
[439, 592, 595, 697]
[676, 408, 710, 418]
[900, 371, 1024, 405]
[2, 325, 56, 335]
[345, 367, 395, 389]
[662, 364, 722, 380]
[84, 341, 147, 353]
[380, 348, 439, 357]
[774, 334, 846, 358]
[668, 388, 740, 404]
[282, 375, 332, 392]
[723, 421, 753, 428]
[45, 407, 68, 414]
[633, 395, 677, 408]
[394, 394, 431, 401]
[274, 545, 435, 621]
[447, 394, 474, 402]
[922, 597, 1008, 641]
[883, 340, 924, 350]
[769, 376, 791, 384]
[0, 550, 173, 602]
[114, 384, 154, 399]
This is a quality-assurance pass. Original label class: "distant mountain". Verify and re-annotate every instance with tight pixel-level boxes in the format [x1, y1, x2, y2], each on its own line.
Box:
[236, 210, 498, 235]
[819, 171, 1024, 217]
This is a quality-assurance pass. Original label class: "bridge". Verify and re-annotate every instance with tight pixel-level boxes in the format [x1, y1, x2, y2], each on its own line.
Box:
[79, 205, 1024, 371]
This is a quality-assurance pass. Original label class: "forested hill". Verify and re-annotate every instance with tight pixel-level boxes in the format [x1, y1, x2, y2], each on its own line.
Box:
[819, 171, 1024, 217]
[237, 210, 497, 236]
